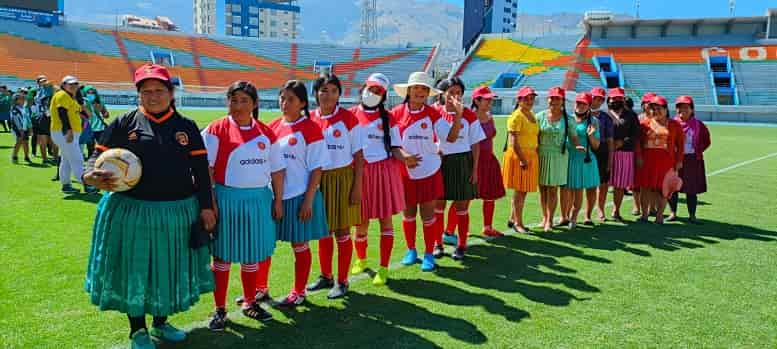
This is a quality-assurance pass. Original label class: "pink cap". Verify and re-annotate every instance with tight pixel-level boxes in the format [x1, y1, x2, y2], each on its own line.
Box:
[608, 87, 626, 98]
[590, 87, 606, 98]
[516, 86, 537, 98]
[472, 86, 496, 100]
[650, 95, 668, 107]
[134, 64, 172, 86]
[675, 95, 694, 106]
[641, 92, 658, 104]
[548, 86, 565, 98]
[575, 92, 593, 105]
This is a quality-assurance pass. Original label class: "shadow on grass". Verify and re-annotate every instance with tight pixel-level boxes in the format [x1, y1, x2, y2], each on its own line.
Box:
[62, 192, 102, 204]
[435, 237, 602, 307]
[533, 219, 777, 256]
[162, 292, 485, 349]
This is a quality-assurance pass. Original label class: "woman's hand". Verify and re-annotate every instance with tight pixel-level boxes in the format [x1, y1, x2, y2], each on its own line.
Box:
[404, 154, 422, 169]
[519, 158, 528, 169]
[675, 162, 683, 171]
[83, 169, 116, 191]
[298, 199, 313, 222]
[200, 209, 217, 232]
[350, 184, 363, 205]
[448, 95, 464, 118]
[587, 124, 597, 137]
[469, 170, 478, 184]
[272, 199, 284, 221]
[65, 130, 74, 143]
[575, 145, 586, 153]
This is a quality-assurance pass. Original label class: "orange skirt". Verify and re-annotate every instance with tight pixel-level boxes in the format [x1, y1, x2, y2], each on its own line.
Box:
[502, 148, 539, 193]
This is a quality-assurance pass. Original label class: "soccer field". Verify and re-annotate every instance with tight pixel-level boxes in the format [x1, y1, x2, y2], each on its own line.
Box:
[1, 109, 776, 348]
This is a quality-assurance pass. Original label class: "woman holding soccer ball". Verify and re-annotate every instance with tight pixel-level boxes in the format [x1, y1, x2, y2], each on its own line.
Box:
[82, 64, 216, 349]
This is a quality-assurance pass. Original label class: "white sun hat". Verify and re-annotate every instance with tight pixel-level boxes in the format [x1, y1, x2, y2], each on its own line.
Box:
[393, 71, 442, 98]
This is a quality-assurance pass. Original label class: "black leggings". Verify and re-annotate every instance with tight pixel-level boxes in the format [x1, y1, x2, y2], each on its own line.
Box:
[669, 192, 698, 217]
[128, 315, 168, 338]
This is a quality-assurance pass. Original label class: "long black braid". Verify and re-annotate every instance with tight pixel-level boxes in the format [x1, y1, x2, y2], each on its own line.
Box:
[561, 103, 569, 155]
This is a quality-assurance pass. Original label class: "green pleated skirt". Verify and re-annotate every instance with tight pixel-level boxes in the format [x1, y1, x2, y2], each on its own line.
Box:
[212, 185, 276, 263]
[441, 152, 478, 201]
[85, 193, 213, 317]
[538, 146, 569, 187]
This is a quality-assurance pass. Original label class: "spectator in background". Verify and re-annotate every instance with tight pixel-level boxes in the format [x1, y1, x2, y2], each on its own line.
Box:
[49, 75, 91, 194]
[33, 76, 57, 166]
[10, 93, 31, 162]
[0, 85, 11, 132]
[81, 85, 109, 157]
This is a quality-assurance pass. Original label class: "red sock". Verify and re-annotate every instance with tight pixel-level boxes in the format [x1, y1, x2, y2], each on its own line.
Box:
[211, 261, 231, 309]
[483, 200, 495, 230]
[457, 209, 470, 249]
[240, 263, 258, 305]
[402, 216, 417, 250]
[434, 209, 445, 245]
[422, 218, 436, 254]
[354, 234, 368, 260]
[318, 235, 334, 279]
[336, 235, 352, 284]
[445, 205, 458, 233]
[379, 230, 394, 267]
[293, 243, 312, 295]
[256, 257, 272, 292]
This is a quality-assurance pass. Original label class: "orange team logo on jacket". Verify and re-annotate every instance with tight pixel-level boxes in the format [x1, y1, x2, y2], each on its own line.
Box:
[333, 129, 342, 138]
[288, 137, 298, 146]
[175, 131, 189, 146]
[420, 123, 428, 129]
[258, 141, 266, 150]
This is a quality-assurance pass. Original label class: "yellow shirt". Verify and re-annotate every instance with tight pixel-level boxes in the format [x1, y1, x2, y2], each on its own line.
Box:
[49, 90, 83, 133]
[506, 108, 539, 149]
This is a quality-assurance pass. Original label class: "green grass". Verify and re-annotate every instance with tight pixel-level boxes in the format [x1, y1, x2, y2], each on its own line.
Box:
[1, 109, 776, 348]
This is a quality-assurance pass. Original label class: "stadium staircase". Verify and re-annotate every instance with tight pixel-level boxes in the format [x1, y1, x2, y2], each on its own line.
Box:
[706, 54, 739, 105]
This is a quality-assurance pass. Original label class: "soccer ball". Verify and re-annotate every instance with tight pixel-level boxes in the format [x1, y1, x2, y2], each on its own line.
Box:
[95, 148, 143, 192]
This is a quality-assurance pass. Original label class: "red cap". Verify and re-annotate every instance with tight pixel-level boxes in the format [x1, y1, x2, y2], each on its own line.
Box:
[575, 92, 593, 105]
[675, 95, 694, 106]
[608, 87, 625, 98]
[641, 92, 657, 104]
[548, 86, 565, 98]
[472, 86, 496, 100]
[134, 64, 172, 86]
[516, 86, 537, 98]
[649, 95, 668, 107]
[590, 87, 606, 98]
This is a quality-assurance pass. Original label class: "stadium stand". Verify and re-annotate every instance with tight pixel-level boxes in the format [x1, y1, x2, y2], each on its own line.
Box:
[0, 19, 438, 95]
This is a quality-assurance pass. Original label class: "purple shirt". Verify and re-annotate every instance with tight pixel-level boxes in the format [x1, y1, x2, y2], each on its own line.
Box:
[595, 110, 614, 142]
[478, 117, 496, 154]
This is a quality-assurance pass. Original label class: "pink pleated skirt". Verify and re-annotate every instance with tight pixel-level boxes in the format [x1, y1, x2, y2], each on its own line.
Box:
[361, 158, 406, 220]
[610, 151, 635, 189]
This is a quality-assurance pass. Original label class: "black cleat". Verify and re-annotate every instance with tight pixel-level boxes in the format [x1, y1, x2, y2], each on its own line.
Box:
[432, 244, 445, 259]
[208, 308, 227, 332]
[306, 275, 334, 292]
[452, 247, 465, 261]
[242, 302, 273, 322]
[327, 282, 349, 299]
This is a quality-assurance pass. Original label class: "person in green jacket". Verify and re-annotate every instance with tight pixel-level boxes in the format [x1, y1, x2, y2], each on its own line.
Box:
[0, 85, 12, 132]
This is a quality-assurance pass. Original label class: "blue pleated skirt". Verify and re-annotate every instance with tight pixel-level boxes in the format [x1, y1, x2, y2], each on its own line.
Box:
[277, 191, 329, 243]
[566, 150, 601, 189]
[212, 185, 277, 263]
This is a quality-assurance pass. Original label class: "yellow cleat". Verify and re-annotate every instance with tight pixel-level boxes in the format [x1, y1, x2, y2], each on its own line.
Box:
[351, 259, 368, 275]
[372, 267, 388, 286]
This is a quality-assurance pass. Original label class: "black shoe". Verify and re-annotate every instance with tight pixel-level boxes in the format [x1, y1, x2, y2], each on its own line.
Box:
[306, 275, 334, 292]
[85, 186, 100, 194]
[582, 220, 595, 226]
[61, 184, 79, 194]
[242, 302, 273, 322]
[208, 308, 227, 332]
[432, 244, 445, 259]
[24, 157, 31, 163]
[51, 175, 59, 182]
[236, 289, 271, 306]
[452, 247, 465, 261]
[276, 292, 305, 308]
[507, 220, 515, 229]
[327, 282, 349, 299]
[688, 217, 702, 225]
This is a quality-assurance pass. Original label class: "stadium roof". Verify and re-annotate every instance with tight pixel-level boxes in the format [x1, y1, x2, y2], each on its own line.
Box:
[586, 16, 766, 27]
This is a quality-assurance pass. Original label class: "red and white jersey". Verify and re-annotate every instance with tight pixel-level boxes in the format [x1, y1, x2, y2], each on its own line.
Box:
[268, 116, 330, 200]
[310, 106, 365, 170]
[392, 103, 442, 180]
[202, 116, 285, 189]
[435, 108, 486, 155]
[350, 105, 402, 164]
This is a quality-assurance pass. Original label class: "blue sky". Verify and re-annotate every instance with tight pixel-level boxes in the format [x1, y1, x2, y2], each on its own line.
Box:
[64, 0, 777, 34]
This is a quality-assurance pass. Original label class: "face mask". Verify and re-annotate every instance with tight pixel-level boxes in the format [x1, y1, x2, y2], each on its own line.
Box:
[608, 101, 624, 111]
[86, 94, 97, 103]
[574, 111, 589, 117]
[361, 90, 382, 108]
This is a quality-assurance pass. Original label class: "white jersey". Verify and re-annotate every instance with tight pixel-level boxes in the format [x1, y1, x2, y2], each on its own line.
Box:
[351, 105, 402, 164]
[268, 116, 330, 200]
[311, 106, 365, 170]
[435, 108, 486, 155]
[392, 103, 442, 180]
[202, 116, 285, 189]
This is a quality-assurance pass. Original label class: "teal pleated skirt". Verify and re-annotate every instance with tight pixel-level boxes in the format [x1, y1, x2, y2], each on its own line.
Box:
[538, 146, 569, 187]
[213, 185, 276, 263]
[85, 193, 213, 317]
[566, 151, 601, 189]
[277, 191, 329, 243]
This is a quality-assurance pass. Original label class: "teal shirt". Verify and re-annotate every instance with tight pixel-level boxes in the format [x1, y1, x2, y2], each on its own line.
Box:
[569, 116, 600, 151]
[0, 94, 11, 113]
[86, 103, 106, 132]
[537, 110, 576, 154]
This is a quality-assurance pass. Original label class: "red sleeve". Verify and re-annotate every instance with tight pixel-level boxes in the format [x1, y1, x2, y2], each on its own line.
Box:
[462, 108, 478, 123]
[300, 119, 325, 143]
[699, 121, 711, 153]
[257, 121, 277, 144]
[342, 108, 359, 130]
[671, 121, 685, 166]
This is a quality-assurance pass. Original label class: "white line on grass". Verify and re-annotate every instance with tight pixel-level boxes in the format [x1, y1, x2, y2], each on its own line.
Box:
[154, 150, 777, 338]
